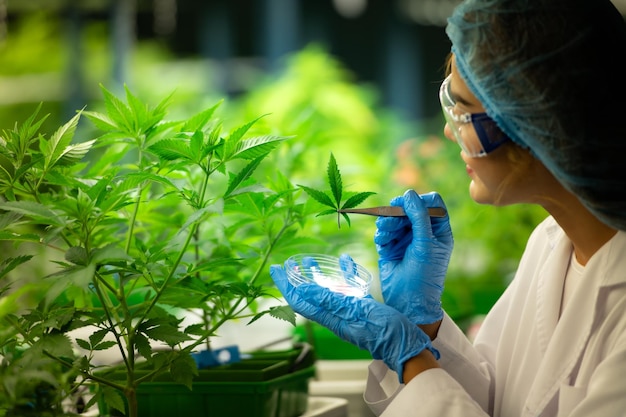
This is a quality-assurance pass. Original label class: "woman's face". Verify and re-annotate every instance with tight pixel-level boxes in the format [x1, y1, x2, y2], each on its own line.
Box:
[443, 58, 555, 206]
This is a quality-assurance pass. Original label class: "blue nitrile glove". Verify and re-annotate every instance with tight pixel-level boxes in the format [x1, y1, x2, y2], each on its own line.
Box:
[270, 261, 439, 383]
[374, 190, 453, 325]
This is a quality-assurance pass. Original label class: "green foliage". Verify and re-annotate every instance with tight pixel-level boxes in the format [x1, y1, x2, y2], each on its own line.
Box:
[298, 153, 375, 228]
[229, 45, 407, 264]
[0, 85, 318, 416]
[0, 346, 79, 417]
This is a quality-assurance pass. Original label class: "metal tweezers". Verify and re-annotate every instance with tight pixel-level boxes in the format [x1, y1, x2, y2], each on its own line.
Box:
[338, 206, 447, 218]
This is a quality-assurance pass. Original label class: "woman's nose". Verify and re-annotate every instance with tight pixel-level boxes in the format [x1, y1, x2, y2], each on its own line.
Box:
[443, 123, 456, 143]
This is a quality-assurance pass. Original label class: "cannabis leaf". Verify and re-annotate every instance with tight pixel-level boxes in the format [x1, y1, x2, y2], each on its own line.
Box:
[298, 153, 375, 228]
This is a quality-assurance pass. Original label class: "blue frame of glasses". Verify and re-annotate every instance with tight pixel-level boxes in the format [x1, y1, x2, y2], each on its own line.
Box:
[439, 75, 510, 157]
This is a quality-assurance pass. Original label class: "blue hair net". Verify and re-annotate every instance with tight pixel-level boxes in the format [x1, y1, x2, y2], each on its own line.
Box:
[446, 0, 626, 231]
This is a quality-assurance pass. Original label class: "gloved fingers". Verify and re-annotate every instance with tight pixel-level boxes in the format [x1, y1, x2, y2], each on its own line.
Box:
[419, 191, 453, 248]
[402, 189, 433, 230]
[273, 264, 438, 383]
[339, 253, 356, 279]
[374, 213, 412, 261]
[375, 231, 412, 260]
[374, 194, 409, 233]
[271, 262, 351, 310]
[301, 256, 321, 280]
[403, 190, 449, 246]
[270, 264, 333, 319]
[375, 215, 410, 234]
[418, 191, 447, 214]
[270, 264, 295, 298]
[297, 282, 371, 319]
[389, 194, 404, 207]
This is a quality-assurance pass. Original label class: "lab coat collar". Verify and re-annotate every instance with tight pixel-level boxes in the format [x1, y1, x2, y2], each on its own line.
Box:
[544, 218, 626, 288]
[526, 223, 626, 415]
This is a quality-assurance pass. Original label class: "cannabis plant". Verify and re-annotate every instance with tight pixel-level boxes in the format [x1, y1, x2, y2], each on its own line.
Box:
[0, 86, 311, 416]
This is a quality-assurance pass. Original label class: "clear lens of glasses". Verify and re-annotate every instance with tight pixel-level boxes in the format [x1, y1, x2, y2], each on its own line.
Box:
[439, 76, 509, 157]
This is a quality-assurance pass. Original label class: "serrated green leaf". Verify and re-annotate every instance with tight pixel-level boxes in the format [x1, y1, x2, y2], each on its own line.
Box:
[0, 255, 33, 279]
[100, 84, 133, 133]
[302, 153, 376, 228]
[223, 115, 266, 158]
[232, 135, 287, 160]
[177, 203, 223, 235]
[189, 130, 204, 161]
[316, 209, 337, 216]
[0, 211, 23, 229]
[0, 201, 64, 226]
[57, 139, 96, 165]
[4, 103, 49, 164]
[76, 338, 91, 351]
[298, 185, 335, 209]
[341, 191, 376, 209]
[327, 153, 342, 207]
[83, 110, 119, 132]
[0, 231, 40, 242]
[223, 156, 264, 199]
[267, 305, 297, 326]
[41, 111, 81, 172]
[203, 124, 223, 159]
[101, 386, 126, 414]
[0, 153, 15, 181]
[93, 340, 118, 351]
[135, 333, 153, 360]
[18, 103, 49, 147]
[149, 90, 175, 128]
[13, 152, 43, 181]
[87, 175, 115, 203]
[39, 333, 75, 358]
[46, 264, 96, 304]
[83, 394, 100, 412]
[181, 100, 222, 132]
[89, 329, 109, 347]
[148, 138, 194, 161]
[184, 323, 205, 336]
[170, 352, 198, 390]
[142, 323, 193, 346]
[125, 84, 148, 130]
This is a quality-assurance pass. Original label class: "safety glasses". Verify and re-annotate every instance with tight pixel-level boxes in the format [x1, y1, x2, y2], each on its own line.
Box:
[439, 75, 510, 157]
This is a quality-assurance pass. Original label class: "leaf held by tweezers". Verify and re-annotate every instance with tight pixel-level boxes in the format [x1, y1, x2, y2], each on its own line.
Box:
[298, 153, 376, 228]
[327, 153, 342, 207]
[341, 191, 377, 210]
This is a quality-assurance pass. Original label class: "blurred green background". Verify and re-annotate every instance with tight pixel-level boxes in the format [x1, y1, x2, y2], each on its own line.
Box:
[0, 0, 552, 326]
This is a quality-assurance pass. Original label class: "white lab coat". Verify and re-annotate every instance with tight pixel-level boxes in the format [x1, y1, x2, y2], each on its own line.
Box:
[364, 216, 626, 416]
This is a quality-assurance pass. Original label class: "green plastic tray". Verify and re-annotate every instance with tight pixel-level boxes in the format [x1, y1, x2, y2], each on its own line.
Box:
[103, 366, 315, 417]
[98, 350, 316, 417]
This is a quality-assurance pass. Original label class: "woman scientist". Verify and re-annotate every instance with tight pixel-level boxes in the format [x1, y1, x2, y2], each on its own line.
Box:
[270, 0, 626, 415]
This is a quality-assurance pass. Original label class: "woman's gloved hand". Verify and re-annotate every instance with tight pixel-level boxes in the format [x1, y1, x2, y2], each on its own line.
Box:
[270, 260, 439, 383]
[374, 190, 453, 325]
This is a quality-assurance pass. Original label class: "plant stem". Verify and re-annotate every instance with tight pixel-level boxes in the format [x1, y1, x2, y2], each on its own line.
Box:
[185, 215, 295, 352]
[92, 271, 130, 369]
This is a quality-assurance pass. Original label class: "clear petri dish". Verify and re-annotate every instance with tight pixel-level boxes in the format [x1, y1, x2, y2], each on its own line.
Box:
[285, 253, 372, 298]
